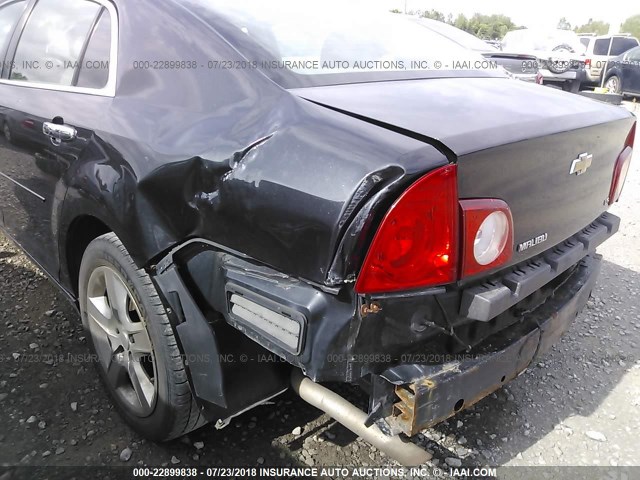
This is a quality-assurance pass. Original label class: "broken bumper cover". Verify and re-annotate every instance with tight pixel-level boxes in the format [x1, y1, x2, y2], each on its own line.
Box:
[375, 253, 601, 437]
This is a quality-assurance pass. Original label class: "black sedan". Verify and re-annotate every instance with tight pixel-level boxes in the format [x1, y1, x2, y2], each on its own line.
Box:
[603, 46, 640, 95]
[0, 0, 635, 464]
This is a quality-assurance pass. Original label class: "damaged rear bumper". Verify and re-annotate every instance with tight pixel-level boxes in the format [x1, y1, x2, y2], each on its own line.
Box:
[148, 213, 615, 429]
[371, 253, 601, 437]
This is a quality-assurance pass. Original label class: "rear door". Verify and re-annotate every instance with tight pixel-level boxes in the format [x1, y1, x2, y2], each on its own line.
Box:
[590, 37, 611, 80]
[0, 0, 114, 278]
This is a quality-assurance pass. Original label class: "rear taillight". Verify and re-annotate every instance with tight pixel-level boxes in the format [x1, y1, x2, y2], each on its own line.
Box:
[585, 58, 591, 68]
[608, 122, 636, 205]
[460, 199, 514, 278]
[354, 165, 458, 294]
[355, 165, 516, 294]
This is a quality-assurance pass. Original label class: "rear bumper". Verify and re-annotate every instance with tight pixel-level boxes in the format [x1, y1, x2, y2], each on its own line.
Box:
[150, 213, 617, 426]
[460, 212, 618, 322]
[539, 68, 578, 80]
[540, 68, 586, 86]
[373, 253, 601, 437]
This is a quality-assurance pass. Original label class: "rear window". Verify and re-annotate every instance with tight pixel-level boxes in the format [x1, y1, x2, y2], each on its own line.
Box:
[184, 0, 494, 87]
[76, 8, 111, 88]
[611, 37, 639, 56]
[593, 38, 611, 55]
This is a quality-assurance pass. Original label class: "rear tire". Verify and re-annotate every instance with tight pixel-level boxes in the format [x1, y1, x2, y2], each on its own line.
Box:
[3, 121, 13, 144]
[79, 232, 208, 441]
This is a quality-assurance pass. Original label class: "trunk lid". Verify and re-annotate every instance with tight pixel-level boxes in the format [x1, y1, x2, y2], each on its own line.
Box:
[292, 77, 635, 273]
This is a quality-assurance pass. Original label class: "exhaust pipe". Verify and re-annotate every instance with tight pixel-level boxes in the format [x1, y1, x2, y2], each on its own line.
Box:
[291, 369, 432, 467]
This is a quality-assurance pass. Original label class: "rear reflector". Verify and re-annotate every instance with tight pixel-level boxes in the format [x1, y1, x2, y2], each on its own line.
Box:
[355, 164, 458, 294]
[608, 122, 636, 205]
[229, 294, 302, 352]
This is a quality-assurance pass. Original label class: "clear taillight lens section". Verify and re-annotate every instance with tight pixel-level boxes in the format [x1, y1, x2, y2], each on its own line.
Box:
[460, 199, 514, 278]
[474, 211, 510, 265]
[609, 122, 636, 205]
[354, 165, 458, 294]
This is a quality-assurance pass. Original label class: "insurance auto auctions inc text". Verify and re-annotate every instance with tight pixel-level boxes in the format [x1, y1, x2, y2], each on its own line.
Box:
[254, 466, 497, 478]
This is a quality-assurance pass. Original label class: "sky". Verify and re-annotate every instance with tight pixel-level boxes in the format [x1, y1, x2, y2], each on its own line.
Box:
[378, 0, 639, 32]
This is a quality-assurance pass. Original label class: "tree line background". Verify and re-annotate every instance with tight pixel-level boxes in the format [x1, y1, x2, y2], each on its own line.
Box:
[390, 9, 640, 41]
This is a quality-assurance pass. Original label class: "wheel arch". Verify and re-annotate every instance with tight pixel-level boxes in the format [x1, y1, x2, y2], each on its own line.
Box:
[62, 214, 114, 297]
[57, 149, 183, 299]
[603, 68, 622, 85]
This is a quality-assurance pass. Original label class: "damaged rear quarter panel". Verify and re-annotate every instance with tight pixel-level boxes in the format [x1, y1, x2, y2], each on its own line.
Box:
[58, 0, 449, 291]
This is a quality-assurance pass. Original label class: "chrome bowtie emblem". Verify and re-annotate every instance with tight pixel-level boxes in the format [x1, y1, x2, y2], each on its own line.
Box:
[570, 153, 593, 176]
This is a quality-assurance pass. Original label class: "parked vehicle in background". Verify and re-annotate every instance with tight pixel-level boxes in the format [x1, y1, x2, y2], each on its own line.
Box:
[602, 46, 640, 95]
[581, 34, 640, 85]
[417, 19, 540, 83]
[578, 33, 596, 50]
[502, 28, 586, 92]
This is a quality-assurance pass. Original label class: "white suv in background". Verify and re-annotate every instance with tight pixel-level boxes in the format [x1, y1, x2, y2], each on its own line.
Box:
[502, 29, 586, 92]
[580, 34, 640, 84]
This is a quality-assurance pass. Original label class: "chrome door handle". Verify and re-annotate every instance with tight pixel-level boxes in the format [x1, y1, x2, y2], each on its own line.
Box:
[43, 122, 77, 142]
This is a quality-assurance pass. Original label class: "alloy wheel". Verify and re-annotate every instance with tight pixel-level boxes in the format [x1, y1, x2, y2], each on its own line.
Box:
[605, 76, 620, 93]
[85, 266, 157, 416]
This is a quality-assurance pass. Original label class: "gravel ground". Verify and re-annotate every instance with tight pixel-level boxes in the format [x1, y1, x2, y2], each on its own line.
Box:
[0, 101, 638, 476]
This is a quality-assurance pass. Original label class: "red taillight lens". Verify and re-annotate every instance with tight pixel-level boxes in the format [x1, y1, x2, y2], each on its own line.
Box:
[608, 122, 636, 205]
[585, 58, 591, 68]
[460, 199, 514, 278]
[354, 165, 458, 294]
